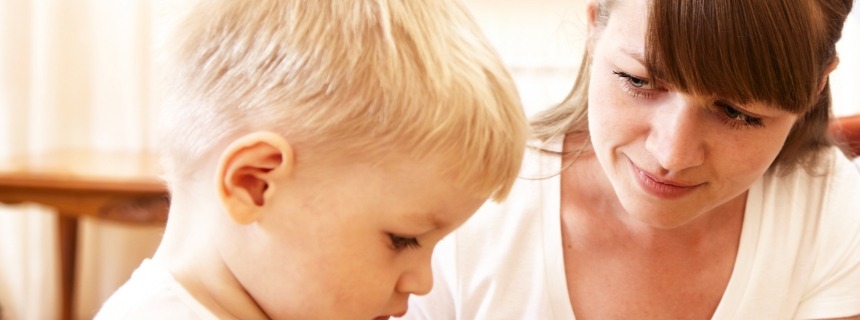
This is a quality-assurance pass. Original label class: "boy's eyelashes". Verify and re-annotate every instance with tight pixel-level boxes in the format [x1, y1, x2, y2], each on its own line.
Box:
[388, 233, 421, 251]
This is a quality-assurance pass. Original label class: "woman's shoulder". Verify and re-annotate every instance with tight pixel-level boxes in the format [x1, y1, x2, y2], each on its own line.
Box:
[711, 148, 860, 318]
[758, 147, 860, 211]
[750, 146, 860, 273]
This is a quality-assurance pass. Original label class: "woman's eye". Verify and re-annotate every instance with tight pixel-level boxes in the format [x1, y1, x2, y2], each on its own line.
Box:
[613, 71, 650, 88]
[612, 71, 660, 99]
[628, 76, 648, 88]
[717, 101, 765, 129]
[723, 105, 742, 119]
[389, 234, 421, 251]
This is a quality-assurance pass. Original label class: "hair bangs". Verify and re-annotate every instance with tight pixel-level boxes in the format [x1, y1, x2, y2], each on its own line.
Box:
[397, 69, 526, 202]
[282, 0, 527, 202]
[368, 27, 526, 202]
[645, 0, 822, 114]
[160, 0, 526, 198]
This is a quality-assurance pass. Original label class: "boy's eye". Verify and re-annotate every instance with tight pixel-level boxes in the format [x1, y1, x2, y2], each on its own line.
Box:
[388, 234, 421, 251]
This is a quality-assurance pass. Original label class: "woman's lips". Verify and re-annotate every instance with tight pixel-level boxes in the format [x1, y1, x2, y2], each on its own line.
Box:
[375, 310, 406, 320]
[630, 161, 702, 199]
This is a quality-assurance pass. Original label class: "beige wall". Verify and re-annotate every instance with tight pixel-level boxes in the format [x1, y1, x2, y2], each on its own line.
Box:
[465, 0, 587, 117]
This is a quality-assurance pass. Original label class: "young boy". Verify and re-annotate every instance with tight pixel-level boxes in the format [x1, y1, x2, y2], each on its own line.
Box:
[96, 0, 526, 319]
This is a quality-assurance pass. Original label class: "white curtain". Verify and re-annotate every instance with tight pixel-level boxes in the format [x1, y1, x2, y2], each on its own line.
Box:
[0, 0, 175, 318]
[0, 0, 857, 319]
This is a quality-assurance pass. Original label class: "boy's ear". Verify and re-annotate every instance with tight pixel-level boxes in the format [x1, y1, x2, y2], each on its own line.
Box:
[216, 131, 294, 224]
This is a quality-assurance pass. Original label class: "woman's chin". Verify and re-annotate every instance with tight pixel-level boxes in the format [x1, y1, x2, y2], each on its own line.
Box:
[618, 198, 703, 230]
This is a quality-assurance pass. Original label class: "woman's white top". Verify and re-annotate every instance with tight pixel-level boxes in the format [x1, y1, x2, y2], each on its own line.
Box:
[402, 142, 860, 320]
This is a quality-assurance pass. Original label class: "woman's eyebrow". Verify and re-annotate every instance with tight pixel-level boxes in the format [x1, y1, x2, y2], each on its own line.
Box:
[620, 46, 646, 66]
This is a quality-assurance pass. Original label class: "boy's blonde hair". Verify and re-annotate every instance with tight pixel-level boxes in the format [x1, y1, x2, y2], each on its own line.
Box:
[159, 0, 527, 200]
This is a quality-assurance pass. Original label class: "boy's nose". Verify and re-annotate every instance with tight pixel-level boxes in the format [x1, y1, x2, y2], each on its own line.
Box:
[396, 257, 434, 296]
[645, 96, 706, 172]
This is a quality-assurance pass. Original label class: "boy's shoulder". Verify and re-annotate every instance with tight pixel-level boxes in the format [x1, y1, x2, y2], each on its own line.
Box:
[95, 259, 219, 320]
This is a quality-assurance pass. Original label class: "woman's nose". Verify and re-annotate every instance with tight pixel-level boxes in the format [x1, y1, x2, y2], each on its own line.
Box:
[645, 96, 706, 172]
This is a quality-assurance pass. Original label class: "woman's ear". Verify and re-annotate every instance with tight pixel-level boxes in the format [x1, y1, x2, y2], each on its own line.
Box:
[586, 0, 599, 34]
[585, 0, 600, 56]
[216, 131, 294, 224]
[819, 56, 840, 94]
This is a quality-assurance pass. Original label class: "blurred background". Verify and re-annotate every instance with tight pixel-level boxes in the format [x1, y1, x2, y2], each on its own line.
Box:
[0, 0, 857, 318]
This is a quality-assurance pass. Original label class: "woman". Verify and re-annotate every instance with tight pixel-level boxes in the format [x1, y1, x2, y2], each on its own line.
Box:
[402, 0, 860, 319]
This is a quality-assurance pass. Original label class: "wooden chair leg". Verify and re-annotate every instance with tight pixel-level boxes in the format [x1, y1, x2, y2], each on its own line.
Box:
[57, 214, 78, 320]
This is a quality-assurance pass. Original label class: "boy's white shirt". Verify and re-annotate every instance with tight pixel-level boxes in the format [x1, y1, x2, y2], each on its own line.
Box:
[95, 259, 220, 320]
[402, 141, 860, 320]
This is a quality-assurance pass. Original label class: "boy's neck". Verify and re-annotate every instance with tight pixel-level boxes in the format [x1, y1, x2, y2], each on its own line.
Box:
[153, 199, 270, 320]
